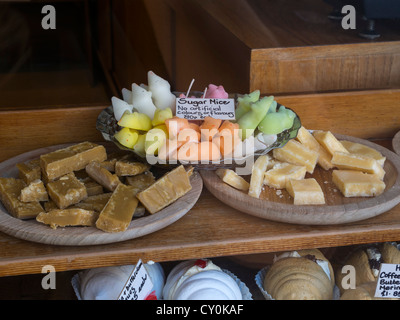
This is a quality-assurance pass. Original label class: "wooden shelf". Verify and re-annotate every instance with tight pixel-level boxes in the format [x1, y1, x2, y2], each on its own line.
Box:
[0, 88, 399, 277]
[1, 187, 400, 277]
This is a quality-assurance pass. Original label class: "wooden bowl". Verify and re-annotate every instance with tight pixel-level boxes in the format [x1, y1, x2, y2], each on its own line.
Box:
[0, 143, 203, 246]
[201, 134, 400, 225]
[392, 130, 400, 155]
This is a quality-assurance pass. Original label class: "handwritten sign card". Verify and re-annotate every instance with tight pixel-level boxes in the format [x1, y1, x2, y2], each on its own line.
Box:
[176, 97, 236, 120]
[118, 259, 154, 300]
[374, 263, 400, 298]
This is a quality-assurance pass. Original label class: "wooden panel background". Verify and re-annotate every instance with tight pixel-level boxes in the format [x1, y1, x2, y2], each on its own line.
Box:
[251, 42, 400, 95]
[0, 106, 104, 163]
[276, 89, 400, 139]
[1, 89, 399, 163]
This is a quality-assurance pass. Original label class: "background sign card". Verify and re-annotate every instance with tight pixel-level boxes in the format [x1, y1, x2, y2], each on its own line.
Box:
[176, 97, 236, 120]
[374, 263, 400, 298]
[118, 259, 154, 300]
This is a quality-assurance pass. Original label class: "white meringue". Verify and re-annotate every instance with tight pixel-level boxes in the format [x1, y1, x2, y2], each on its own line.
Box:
[163, 259, 242, 300]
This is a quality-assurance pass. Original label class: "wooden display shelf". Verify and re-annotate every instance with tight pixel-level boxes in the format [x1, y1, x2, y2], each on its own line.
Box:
[1, 187, 400, 277]
[0, 88, 399, 277]
[157, 0, 400, 94]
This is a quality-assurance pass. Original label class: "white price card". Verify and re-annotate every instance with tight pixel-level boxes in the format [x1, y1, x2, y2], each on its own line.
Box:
[175, 97, 236, 120]
[374, 263, 400, 298]
[118, 259, 154, 300]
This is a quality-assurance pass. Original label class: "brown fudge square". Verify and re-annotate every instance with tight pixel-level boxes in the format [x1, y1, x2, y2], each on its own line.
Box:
[20, 179, 49, 202]
[0, 178, 43, 219]
[16, 159, 41, 184]
[40, 141, 107, 181]
[46, 173, 87, 209]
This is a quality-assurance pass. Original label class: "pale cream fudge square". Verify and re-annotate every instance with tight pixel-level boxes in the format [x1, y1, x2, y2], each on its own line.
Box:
[313, 130, 348, 156]
[286, 178, 325, 205]
[296, 126, 334, 170]
[272, 140, 318, 174]
[331, 151, 385, 180]
[215, 168, 250, 192]
[340, 140, 386, 166]
[332, 170, 386, 197]
[264, 162, 306, 189]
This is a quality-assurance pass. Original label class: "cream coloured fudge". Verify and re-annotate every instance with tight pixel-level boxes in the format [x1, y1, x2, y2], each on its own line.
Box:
[340, 140, 386, 166]
[313, 130, 349, 156]
[332, 170, 386, 197]
[286, 178, 325, 205]
[215, 168, 250, 192]
[272, 139, 318, 174]
[264, 162, 307, 189]
[296, 127, 334, 170]
[331, 151, 385, 180]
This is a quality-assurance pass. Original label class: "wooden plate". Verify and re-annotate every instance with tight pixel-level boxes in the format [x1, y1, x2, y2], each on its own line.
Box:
[392, 131, 400, 155]
[0, 143, 203, 246]
[201, 134, 400, 225]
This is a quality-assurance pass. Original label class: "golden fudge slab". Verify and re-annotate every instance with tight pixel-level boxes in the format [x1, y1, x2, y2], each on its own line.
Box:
[80, 177, 104, 196]
[96, 183, 139, 233]
[125, 171, 156, 194]
[36, 208, 98, 229]
[272, 139, 318, 174]
[44, 200, 58, 212]
[16, 159, 41, 184]
[313, 130, 348, 156]
[215, 168, 250, 192]
[264, 162, 307, 189]
[286, 178, 325, 205]
[20, 179, 48, 202]
[85, 161, 121, 192]
[296, 127, 334, 170]
[331, 151, 385, 180]
[40, 142, 107, 181]
[332, 170, 386, 197]
[340, 140, 386, 166]
[46, 173, 88, 209]
[100, 152, 130, 172]
[115, 160, 150, 176]
[0, 178, 43, 219]
[73, 193, 112, 212]
[137, 165, 192, 214]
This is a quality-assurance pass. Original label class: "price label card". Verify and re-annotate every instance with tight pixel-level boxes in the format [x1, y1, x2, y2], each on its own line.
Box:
[374, 263, 400, 298]
[118, 259, 154, 300]
[175, 97, 236, 120]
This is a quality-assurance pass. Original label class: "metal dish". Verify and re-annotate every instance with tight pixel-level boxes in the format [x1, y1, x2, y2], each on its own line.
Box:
[96, 93, 301, 170]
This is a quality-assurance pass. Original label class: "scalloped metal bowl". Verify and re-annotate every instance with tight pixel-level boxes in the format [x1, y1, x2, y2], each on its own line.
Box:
[96, 95, 301, 170]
